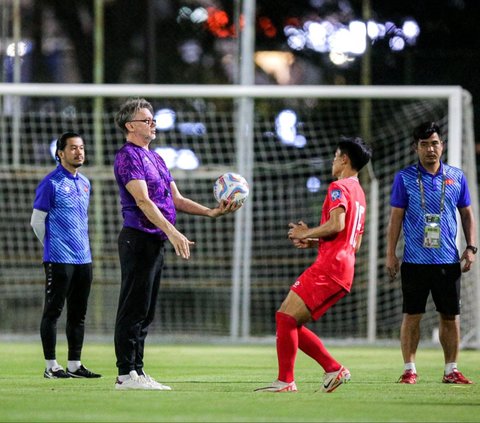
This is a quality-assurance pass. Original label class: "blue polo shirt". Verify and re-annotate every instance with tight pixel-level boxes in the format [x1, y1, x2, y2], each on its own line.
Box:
[33, 164, 92, 264]
[390, 162, 471, 264]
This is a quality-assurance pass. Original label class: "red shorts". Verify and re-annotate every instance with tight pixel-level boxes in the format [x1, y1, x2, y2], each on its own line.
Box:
[291, 270, 347, 321]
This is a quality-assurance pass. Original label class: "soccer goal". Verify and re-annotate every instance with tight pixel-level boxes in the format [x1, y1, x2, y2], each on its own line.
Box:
[0, 83, 478, 348]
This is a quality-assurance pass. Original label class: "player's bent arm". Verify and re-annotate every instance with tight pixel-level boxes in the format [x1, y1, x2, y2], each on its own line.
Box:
[304, 207, 346, 240]
[288, 208, 345, 241]
[125, 179, 193, 259]
[170, 181, 240, 218]
[30, 209, 47, 245]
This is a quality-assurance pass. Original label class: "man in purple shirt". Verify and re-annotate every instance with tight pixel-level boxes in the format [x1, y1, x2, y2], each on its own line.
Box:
[113, 98, 240, 391]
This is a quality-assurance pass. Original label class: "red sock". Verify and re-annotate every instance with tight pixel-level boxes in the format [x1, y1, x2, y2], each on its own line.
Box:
[298, 325, 340, 373]
[275, 311, 298, 383]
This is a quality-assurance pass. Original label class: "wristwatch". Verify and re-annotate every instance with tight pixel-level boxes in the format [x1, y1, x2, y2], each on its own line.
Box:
[466, 245, 478, 254]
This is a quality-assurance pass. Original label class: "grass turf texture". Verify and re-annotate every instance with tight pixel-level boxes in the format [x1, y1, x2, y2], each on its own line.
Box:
[0, 342, 479, 422]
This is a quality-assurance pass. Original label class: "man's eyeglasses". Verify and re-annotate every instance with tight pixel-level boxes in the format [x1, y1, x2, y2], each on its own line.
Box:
[129, 119, 157, 126]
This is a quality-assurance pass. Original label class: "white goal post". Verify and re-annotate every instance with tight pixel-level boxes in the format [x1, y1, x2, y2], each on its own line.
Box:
[0, 83, 478, 348]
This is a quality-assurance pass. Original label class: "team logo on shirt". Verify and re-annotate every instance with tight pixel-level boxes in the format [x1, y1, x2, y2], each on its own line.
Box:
[331, 189, 342, 201]
[64, 186, 70, 193]
[445, 178, 455, 185]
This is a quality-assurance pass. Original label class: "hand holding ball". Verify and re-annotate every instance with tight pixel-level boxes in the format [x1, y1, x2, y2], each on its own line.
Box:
[213, 172, 249, 205]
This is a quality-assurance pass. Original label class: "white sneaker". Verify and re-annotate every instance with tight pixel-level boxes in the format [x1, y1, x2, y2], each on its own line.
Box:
[321, 366, 351, 393]
[254, 379, 297, 392]
[115, 370, 151, 390]
[141, 374, 172, 391]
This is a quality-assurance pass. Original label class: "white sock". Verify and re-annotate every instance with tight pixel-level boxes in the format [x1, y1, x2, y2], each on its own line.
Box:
[67, 360, 81, 372]
[445, 362, 457, 374]
[46, 359, 61, 371]
[404, 362, 417, 373]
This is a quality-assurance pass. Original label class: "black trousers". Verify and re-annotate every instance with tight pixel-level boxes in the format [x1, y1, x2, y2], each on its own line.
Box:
[114, 227, 166, 376]
[40, 262, 93, 361]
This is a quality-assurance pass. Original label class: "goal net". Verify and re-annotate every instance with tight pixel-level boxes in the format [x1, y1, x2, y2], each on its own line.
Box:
[0, 84, 478, 347]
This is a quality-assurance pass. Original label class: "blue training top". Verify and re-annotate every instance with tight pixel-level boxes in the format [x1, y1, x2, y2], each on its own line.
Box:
[390, 161, 471, 264]
[33, 164, 92, 264]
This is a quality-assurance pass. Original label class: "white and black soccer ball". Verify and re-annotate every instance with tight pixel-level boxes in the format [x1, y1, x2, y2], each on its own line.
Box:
[213, 172, 249, 205]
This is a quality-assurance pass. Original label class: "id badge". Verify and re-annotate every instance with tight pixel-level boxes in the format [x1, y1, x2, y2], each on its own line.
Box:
[423, 214, 441, 248]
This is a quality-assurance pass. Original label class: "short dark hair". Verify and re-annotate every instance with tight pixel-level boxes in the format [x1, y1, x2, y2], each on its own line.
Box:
[115, 98, 154, 136]
[337, 136, 372, 171]
[412, 121, 441, 142]
[55, 131, 82, 162]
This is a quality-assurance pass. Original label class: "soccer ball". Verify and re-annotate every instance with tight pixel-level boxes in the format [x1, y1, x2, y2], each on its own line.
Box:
[213, 172, 249, 205]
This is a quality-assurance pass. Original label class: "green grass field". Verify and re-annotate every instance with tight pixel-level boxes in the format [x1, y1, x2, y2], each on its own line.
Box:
[0, 341, 479, 422]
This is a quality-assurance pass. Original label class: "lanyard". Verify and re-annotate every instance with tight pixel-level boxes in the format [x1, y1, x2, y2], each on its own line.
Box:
[417, 165, 446, 213]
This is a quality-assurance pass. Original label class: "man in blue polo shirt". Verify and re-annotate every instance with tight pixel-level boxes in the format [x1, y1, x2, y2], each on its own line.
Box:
[386, 121, 476, 385]
[31, 132, 101, 379]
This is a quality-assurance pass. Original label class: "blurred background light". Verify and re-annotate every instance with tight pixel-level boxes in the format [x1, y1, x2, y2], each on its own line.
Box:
[154, 147, 177, 169]
[49, 139, 57, 161]
[367, 20, 380, 40]
[6, 41, 29, 57]
[304, 21, 329, 52]
[306, 176, 321, 193]
[176, 149, 200, 170]
[179, 40, 203, 64]
[177, 122, 207, 136]
[389, 36, 406, 51]
[190, 7, 208, 24]
[275, 109, 297, 145]
[154, 108, 176, 131]
[154, 147, 200, 170]
[329, 51, 353, 65]
[348, 21, 367, 54]
[293, 134, 307, 148]
[275, 109, 306, 148]
[402, 19, 420, 40]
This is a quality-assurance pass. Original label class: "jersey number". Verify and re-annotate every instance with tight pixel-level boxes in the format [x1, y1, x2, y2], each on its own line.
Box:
[349, 201, 365, 249]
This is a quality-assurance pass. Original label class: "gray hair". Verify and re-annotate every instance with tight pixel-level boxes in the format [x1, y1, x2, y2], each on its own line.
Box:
[115, 98, 154, 136]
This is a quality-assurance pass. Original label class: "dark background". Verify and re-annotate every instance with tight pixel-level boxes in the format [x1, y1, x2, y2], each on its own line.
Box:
[4, 0, 480, 162]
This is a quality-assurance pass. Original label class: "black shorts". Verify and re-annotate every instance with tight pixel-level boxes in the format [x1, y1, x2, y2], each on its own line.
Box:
[400, 262, 461, 315]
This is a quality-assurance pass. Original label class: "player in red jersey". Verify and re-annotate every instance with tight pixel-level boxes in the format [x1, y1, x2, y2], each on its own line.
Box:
[255, 136, 372, 393]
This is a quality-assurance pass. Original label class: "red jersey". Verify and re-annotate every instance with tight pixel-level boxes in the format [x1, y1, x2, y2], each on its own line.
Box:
[305, 176, 366, 291]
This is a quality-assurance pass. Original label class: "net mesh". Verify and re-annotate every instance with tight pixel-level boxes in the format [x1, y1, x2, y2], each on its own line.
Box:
[0, 88, 477, 346]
